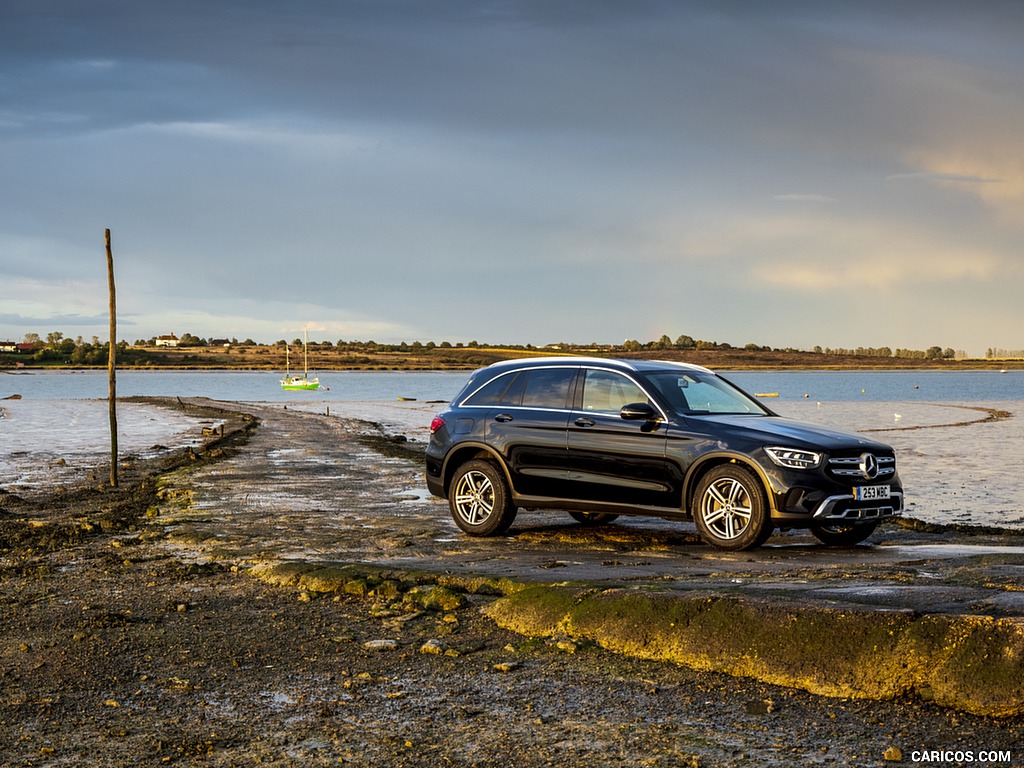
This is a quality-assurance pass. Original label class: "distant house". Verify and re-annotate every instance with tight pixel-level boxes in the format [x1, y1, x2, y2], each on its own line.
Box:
[209, 338, 231, 348]
[15, 343, 42, 354]
[155, 334, 179, 347]
[0, 341, 17, 353]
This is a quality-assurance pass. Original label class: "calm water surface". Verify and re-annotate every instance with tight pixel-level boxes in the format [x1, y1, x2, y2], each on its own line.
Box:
[2, 368, 1021, 403]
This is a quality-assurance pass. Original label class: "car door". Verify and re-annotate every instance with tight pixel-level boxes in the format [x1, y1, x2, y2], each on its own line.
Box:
[483, 366, 576, 499]
[566, 368, 679, 507]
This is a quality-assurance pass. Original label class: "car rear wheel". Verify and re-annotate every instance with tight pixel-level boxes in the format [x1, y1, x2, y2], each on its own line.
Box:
[693, 464, 772, 550]
[568, 511, 620, 526]
[809, 520, 878, 546]
[448, 460, 517, 536]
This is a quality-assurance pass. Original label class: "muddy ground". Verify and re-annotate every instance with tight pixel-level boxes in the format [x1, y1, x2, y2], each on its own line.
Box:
[1, 400, 1021, 767]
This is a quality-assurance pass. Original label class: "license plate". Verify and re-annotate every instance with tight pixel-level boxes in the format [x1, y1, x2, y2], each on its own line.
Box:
[853, 485, 890, 501]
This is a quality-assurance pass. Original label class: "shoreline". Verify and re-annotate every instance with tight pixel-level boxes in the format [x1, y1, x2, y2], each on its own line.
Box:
[4, 342, 1023, 374]
[4, 361, 1021, 372]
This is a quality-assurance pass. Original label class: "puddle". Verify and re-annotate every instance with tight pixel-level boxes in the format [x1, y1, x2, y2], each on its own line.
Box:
[881, 544, 1024, 559]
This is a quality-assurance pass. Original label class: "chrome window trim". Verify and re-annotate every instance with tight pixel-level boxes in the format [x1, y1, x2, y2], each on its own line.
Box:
[457, 364, 579, 410]
[457, 363, 668, 421]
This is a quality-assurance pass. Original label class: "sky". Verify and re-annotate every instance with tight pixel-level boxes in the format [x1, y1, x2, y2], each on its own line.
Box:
[2, 1, 1023, 356]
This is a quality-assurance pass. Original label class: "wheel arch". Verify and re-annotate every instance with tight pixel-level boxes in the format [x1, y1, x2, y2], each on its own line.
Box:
[683, 453, 777, 516]
[441, 443, 512, 496]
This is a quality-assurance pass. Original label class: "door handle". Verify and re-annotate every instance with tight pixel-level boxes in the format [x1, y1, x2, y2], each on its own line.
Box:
[494, 413, 514, 423]
[574, 417, 595, 427]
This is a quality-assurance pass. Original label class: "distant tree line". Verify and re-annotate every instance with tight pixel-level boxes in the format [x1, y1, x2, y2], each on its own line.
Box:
[987, 348, 1024, 359]
[813, 346, 963, 360]
[0, 330, 1006, 363]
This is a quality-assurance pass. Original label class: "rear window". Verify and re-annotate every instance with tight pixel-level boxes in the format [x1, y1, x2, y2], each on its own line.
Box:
[461, 366, 577, 409]
[462, 372, 521, 406]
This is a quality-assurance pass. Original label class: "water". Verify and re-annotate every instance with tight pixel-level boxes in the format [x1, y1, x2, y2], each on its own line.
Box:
[0, 398, 221, 489]
[1, 368, 1021, 403]
[724, 369, 1023, 403]
[2, 369, 1023, 529]
[0, 369, 471, 403]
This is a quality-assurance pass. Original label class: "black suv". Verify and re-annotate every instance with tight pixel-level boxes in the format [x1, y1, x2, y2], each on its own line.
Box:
[425, 357, 903, 550]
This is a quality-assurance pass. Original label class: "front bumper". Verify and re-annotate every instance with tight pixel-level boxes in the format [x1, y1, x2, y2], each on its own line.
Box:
[811, 490, 904, 522]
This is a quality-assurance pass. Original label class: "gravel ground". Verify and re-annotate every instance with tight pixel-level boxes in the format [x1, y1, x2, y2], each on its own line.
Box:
[2, 538, 1021, 768]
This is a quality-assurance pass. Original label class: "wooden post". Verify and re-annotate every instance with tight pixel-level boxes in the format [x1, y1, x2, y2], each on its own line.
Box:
[106, 228, 118, 488]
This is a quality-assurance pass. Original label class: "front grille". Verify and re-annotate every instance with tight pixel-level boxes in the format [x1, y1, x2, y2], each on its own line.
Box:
[827, 453, 896, 482]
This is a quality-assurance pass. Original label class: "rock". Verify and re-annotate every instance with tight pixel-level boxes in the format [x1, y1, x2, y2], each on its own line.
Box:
[343, 578, 371, 597]
[364, 639, 399, 652]
[493, 661, 521, 673]
[373, 580, 403, 600]
[883, 746, 903, 762]
[555, 639, 578, 654]
[419, 639, 448, 655]
[403, 585, 467, 612]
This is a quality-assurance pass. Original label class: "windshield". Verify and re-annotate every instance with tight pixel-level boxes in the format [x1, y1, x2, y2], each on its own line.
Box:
[644, 371, 770, 416]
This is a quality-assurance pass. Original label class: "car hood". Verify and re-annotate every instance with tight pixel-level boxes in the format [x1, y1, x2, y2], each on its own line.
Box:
[683, 414, 892, 452]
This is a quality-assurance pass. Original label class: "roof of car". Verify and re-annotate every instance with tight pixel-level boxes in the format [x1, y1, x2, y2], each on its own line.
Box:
[479, 356, 714, 375]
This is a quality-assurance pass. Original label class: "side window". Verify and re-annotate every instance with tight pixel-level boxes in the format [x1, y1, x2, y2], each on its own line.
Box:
[463, 372, 522, 406]
[520, 368, 575, 409]
[582, 369, 648, 413]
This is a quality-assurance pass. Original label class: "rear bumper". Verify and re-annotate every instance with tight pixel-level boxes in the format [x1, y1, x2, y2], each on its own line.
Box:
[425, 462, 446, 499]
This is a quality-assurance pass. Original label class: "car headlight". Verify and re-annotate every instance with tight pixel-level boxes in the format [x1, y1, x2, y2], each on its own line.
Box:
[764, 446, 822, 470]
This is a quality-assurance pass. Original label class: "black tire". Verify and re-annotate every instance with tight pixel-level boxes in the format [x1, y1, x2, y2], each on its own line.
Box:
[448, 460, 517, 536]
[568, 511, 620, 526]
[809, 520, 878, 546]
[692, 464, 772, 551]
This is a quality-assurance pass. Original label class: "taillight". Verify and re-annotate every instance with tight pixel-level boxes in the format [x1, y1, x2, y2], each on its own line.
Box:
[430, 416, 446, 435]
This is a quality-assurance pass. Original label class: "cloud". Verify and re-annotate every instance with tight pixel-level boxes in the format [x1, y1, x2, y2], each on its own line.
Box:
[900, 151, 1024, 231]
[0, 312, 108, 329]
[746, 220, 1003, 292]
[886, 172, 1001, 185]
[665, 210, 1005, 293]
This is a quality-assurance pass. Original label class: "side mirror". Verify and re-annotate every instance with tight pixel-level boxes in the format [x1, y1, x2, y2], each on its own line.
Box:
[620, 402, 659, 422]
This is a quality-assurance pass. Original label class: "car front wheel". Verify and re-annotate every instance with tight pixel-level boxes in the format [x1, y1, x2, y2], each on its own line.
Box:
[809, 520, 878, 546]
[448, 460, 517, 536]
[693, 464, 772, 550]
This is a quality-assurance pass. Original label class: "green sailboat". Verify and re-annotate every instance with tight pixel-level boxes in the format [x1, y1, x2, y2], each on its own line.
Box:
[280, 330, 320, 391]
